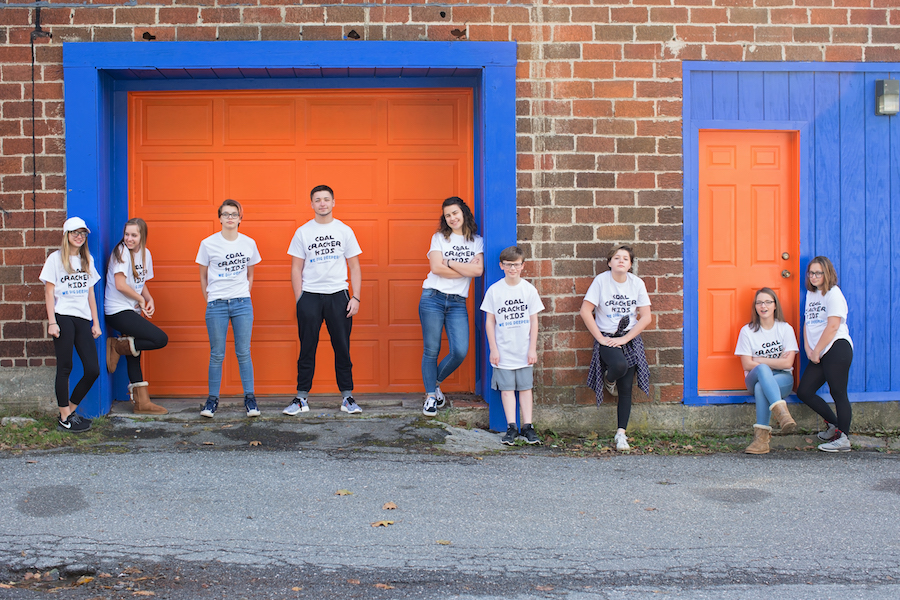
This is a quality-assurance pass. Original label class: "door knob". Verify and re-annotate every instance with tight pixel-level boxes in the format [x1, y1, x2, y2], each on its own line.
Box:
[782, 252, 789, 260]
[781, 270, 791, 278]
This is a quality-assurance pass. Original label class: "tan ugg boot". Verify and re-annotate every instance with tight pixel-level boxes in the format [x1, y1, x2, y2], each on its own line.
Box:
[119, 336, 140, 357]
[130, 382, 167, 415]
[745, 424, 771, 454]
[770, 400, 797, 434]
[106, 337, 120, 373]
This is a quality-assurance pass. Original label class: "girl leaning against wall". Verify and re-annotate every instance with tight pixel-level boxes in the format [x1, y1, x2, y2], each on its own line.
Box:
[104, 217, 169, 415]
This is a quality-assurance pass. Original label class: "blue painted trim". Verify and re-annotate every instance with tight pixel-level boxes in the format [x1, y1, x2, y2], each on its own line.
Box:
[64, 41, 517, 419]
[683, 61, 900, 74]
[64, 41, 516, 69]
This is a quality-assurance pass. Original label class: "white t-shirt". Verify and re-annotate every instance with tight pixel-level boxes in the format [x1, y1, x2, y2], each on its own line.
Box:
[195, 232, 262, 302]
[422, 232, 484, 298]
[583, 271, 651, 334]
[287, 219, 362, 294]
[734, 321, 800, 376]
[104, 247, 154, 315]
[804, 286, 853, 355]
[39, 250, 101, 321]
[480, 279, 545, 370]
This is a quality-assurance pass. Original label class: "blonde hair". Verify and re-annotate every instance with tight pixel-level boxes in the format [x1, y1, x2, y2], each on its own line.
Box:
[112, 218, 148, 281]
[59, 230, 91, 275]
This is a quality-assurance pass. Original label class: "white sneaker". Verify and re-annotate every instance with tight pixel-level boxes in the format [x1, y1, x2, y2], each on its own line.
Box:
[423, 395, 438, 417]
[434, 386, 447, 409]
[605, 378, 618, 397]
[614, 430, 630, 451]
[818, 432, 851, 453]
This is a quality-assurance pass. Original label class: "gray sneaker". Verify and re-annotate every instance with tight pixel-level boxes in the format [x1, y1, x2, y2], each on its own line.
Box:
[341, 397, 362, 414]
[605, 378, 618, 397]
[283, 398, 309, 415]
[817, 422, 837, 441]
[423, 395, 437, 417]
[818, 432, 851, 453]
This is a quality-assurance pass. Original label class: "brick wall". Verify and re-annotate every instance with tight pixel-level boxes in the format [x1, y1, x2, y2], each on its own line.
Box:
[1, 1, 896, 402]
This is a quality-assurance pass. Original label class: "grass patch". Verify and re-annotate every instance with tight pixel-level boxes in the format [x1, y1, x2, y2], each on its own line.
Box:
[539, 430, 743, 456]
[0, 412, 109, 453]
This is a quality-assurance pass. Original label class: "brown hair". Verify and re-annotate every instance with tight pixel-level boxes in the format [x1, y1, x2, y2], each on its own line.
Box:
[310, 184, 334, 199]
[748, 287, 785, 332]
[438, 196, 478, 242]
[218, 199, 243, 219]
[499, 246, 524, 263]
[606, 244, 635, 272]
[112, 218, 148, 281]
[805, 255, 838, 293]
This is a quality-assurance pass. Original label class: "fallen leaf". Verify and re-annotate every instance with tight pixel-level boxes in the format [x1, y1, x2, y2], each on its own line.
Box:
[99, 573, 113, 578]
[292, 586, 302, 591]
[375, 583, 395, 589]
[0, 583, 11, 588]
[382, 502, 397, 510]
[371, 520, 394, 527]
[347, 579, 360, 585]
[536, 585, 554, 591]
[335, 489, 353, 496]
[26, 460, 37, 464]
[249, 440, 262, 446]
[645, 507, 657, 511]
[202, 442, 214, 446]
[74, 576, 94, 585]
[221, 424, 233, 429]
[132, 592, 155, 596]
[474, 456, 483, 460]
[436, 540, 452, 545]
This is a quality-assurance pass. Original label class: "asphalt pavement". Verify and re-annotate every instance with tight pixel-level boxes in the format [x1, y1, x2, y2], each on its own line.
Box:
[1, 406, 899, 599]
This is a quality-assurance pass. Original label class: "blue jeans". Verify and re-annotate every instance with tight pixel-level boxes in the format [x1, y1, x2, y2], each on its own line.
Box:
[419, 289, 469, 394]
[206, 297, 254, 397]
[745, 364, 793, 427]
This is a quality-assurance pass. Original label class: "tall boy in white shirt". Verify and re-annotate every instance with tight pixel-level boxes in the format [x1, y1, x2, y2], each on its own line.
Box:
[283, 185, 363, 415]
[480, 246, 545, 445]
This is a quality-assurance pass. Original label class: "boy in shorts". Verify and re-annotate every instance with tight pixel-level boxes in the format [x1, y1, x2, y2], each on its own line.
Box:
[480, 246, 545, 445]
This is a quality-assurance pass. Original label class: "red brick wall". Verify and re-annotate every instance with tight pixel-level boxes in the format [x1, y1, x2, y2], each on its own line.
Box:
[1, 1, 897, 401]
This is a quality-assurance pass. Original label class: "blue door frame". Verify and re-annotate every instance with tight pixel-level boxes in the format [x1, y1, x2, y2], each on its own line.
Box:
[683, 61, 900, 406]
[63, 41, 517, 428]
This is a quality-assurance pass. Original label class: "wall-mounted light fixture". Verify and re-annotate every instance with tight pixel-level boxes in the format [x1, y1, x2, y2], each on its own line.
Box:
[875, 79, 899, 116]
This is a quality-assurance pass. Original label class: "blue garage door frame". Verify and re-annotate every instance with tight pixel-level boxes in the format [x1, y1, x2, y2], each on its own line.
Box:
[683, 61, 900, 406]
[62, 41, 517, 428]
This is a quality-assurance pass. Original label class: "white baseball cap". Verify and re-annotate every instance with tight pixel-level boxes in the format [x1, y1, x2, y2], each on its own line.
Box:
[63, 216, 91, 233]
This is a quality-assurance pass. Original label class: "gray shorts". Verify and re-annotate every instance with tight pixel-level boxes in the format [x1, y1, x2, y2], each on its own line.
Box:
[491, 366, 534, 392]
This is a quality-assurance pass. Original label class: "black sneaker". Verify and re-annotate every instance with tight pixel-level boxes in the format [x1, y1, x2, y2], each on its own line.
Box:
[501, 425, 519, 446]
[57, 413, 91, 434]
[200, 396, 218, 418]
[521, 424, 542, 445]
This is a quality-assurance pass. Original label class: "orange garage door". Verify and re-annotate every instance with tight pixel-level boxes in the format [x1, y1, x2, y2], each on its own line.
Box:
[128, 89, 475, 396]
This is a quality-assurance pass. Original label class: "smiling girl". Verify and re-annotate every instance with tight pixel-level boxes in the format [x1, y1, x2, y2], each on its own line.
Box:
[40, 217, 102, 433]
[580, 244, 652, 451]
[734, 288, 799, 454]
[104, 218, 169, 415]
[418, 196, 484, 417]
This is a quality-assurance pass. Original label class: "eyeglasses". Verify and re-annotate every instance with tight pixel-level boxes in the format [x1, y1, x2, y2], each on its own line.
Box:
[808, 271, 824, 278]
[68, 230, 88, 239]
[501, 262, 524, 270]
[220, 212, 240, 220]
[755, 300, 775, 306]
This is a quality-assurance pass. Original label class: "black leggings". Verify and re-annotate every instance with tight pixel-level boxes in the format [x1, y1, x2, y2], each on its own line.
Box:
[106, 310, 169, 383]
[598, 344, 636, 430]
[797, 339, 853, 435]
[53, 314, 100, 408]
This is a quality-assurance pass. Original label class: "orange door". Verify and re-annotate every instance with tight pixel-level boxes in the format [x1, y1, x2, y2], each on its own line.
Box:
[698, 130, 800, 391]
[128, 90, 474, 396]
